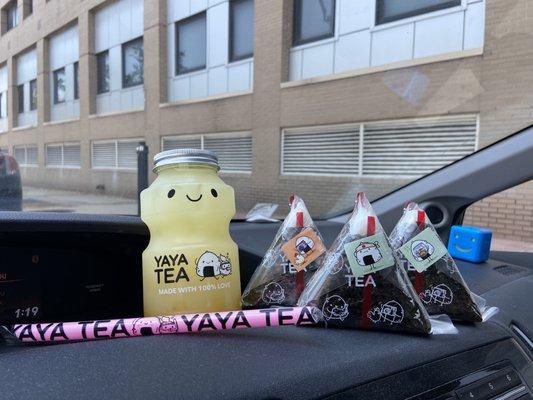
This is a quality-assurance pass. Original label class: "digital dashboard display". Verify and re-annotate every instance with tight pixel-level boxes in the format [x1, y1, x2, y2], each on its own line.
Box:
[0, 255, 43, 323]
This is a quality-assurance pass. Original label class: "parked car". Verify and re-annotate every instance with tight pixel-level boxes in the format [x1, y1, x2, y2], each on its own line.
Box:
[0, 150, 22, 211]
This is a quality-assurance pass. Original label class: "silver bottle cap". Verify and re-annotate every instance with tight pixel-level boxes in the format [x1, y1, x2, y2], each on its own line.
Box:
[153, 149, 219, 172]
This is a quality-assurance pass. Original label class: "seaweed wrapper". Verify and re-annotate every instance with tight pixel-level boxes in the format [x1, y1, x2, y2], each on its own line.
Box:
[241, 196, 326, 308]
[298, 193, 432, 335]
[389, 203, 483, 322]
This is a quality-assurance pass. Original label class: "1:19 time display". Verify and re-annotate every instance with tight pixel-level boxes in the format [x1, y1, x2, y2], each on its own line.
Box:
[14, 306, 40, 319]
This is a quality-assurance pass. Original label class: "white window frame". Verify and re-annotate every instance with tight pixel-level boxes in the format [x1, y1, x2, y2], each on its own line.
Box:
[161, 131, 252, 174]
[281, 114, 479, 179]
[91, 138, 143, 171]
[45, 142, 81, 169]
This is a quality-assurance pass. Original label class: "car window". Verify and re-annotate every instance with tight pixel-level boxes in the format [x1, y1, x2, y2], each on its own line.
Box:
[0, 0, 529, 241]
[463, 180, 533, 253]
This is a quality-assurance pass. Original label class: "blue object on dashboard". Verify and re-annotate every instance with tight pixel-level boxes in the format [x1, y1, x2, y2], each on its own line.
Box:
[448, 225, 492, 263]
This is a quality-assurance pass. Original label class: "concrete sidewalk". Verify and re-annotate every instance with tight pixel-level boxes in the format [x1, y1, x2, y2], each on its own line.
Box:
[22, 186, 138, 215]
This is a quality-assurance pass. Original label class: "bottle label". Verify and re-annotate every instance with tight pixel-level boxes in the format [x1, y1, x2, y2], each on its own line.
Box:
[151, 249, 235, 295]
[398, 227, 447, 272]
[281, 228, 326, 271]
[344, 232, 395, 277]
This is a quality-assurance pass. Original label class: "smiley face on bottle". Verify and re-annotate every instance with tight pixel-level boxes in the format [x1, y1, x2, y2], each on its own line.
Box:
[142, 179, 235, 217]
[166, 187, 219, 203]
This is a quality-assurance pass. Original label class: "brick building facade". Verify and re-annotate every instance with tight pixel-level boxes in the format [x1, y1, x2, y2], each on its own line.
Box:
[0, 0, 531, 241]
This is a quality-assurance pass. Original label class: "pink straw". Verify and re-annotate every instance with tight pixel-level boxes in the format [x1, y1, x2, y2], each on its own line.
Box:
[11, 306, 319, 344]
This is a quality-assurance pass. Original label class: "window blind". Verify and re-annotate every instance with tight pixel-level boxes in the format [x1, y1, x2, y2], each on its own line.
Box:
[362, 116, 477, 177]
[282, 126, 359, 175]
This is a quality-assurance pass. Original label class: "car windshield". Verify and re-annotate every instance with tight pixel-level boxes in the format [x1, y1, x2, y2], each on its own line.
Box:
[0, 0, 530, 251]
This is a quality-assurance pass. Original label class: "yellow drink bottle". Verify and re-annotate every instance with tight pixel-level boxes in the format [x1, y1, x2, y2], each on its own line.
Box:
[140, 149, 241, 316]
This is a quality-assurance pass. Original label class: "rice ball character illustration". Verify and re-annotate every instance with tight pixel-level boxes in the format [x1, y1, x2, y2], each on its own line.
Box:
[354, 241, 383, 266]
[322, 295, 349, 321]
[132, 318, 159, 336]
[294, 236, 315, 266]
[411, 240, 435, 261]
[196, 251, 222, 280]
[261, 282, 286, 304]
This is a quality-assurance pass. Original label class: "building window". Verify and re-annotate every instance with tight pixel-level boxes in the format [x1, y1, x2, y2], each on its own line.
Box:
[46, 143, 81, 167]
[73, 61, 79, 100]
[4, 1, 18, 32]
[293, 0, 335, 46]
[162, 136, 202, 151]
[29, 79, 37, 111]
[175, 12, 206, 75]
[162, 133, 252, 173]
[14, 145, 38, 166]
[282, 116, 477, 177]
[229, 0, 254, 62]
[122, 37, 144, 88]
[0, 91, 6, 118]
[92, 139, 140, 170]
[375, 0, 461, 25]
[96, 51, 110, 94]
[17, 84, 24, 113]
[53, 68, 66, 104]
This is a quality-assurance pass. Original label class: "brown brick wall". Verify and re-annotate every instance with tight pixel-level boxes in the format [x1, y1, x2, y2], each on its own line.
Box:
[463, 180, 533, 243]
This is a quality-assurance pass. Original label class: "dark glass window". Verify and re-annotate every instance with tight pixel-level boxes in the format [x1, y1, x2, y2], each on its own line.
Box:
[73, 61, 79, 100]
[175, 12, 206, 75]
[17, 84, 24, 114]
[96, 51, 109, 94]
[229, 0, 254, 62]
[122, 37, 144, 88]
[293, 0, 335, 46]
[6, 1, 17, 31]
[29, 79, 37, 111]
[376, 0, 461, 25]
[53, 68, 66, 104]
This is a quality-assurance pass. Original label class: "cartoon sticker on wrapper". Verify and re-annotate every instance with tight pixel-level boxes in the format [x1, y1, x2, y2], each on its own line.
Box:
[281, 228, 326, 271]
[343, 232, 395, 277]
[398, 228, 447, 272]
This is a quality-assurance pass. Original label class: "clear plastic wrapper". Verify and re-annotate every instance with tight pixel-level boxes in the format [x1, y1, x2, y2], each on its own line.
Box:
[241, 196, 326, 308]
[389, 202, 489, 323]
[298, 193, 434, 335]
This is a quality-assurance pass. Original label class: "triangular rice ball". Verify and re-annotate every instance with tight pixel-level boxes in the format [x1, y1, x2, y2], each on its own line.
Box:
[242, 195, 326, 308]
[298, 193, 432, 334]
[389, 202, 483, 322]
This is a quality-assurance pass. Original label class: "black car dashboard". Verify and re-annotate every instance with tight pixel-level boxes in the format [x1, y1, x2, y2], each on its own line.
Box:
[0, 213, 532, 400]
